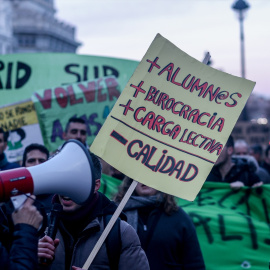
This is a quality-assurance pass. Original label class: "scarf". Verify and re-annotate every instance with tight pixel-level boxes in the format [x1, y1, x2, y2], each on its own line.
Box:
[52, 192, 99, 239]
[123, 196, 161, 231]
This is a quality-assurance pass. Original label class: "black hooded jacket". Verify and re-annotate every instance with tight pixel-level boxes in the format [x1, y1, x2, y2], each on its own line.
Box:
[40, 192, 151, 270]
[206, 158, 260, 186]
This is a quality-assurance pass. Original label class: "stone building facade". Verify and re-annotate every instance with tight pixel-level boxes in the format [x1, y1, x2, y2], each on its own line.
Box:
[0, 0, 13, 54]
[0, 0, 80, 54]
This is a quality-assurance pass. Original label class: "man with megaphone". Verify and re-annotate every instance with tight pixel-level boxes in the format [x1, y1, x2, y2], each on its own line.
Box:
[37, 149, 149, 270]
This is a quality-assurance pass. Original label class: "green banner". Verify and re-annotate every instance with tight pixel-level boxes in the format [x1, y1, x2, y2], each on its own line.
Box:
[0, 53, 138, 107]
[100, 176, 270, 269]
[100, 174, 122, 200]
[32, 76, 120, 152]
[178, 182, 270, 270]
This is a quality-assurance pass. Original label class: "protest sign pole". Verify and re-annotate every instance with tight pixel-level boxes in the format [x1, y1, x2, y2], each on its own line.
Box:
[202, 52, 211, 65]
[82, 179, 138, 269]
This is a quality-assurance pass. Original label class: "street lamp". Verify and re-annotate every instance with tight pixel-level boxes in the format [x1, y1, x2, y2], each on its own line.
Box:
[232, 0, 250, 79]
[232, 0, 250, 122]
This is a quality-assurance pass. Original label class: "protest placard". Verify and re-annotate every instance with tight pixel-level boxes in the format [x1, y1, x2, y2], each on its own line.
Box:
[0, 99, 43, 162]
[90, 34, 256, 201]
[32, 76, 121, 152]
[84, 34, 256, 269]
[0, 99, 38, 131]
[6, 124, 44, 162]
[0, 53, 138, 106]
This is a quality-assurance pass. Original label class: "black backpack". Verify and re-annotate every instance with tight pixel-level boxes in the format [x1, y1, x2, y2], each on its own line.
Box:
[104, 215, 122, 270]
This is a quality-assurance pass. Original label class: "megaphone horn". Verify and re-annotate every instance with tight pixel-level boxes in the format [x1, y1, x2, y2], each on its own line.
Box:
[0, 140, 95, 205]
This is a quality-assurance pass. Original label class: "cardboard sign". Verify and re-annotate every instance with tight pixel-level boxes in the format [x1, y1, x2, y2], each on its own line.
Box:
[90, 34, 255, 201]
[0, 100, 38, 131]
[0, 53, 138, 106]
[32, 76, 121, 152]
[6, 124, 44, 162]
[0, 99, 43, 162]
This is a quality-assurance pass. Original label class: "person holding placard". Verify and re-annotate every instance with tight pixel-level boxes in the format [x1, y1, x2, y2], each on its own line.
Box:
[37, 152, 149, 270]
[114, 177, 205, 270]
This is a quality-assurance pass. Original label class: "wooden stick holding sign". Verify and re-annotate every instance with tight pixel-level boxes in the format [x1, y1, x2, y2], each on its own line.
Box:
[202, 52, 211, 65]
[82, 52, 212, 269]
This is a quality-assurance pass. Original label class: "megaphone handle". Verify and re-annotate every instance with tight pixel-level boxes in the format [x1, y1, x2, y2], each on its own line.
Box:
[82, 180, 138, 269]
[202, 52, 211, 65]
[10, 194, 29, 211]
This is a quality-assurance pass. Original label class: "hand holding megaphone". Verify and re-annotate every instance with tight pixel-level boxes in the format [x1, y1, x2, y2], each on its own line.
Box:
[12, 195, 43, 229]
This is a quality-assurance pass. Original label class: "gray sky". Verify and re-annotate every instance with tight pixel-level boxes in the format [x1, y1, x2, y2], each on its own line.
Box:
[55, 0, 270, 98]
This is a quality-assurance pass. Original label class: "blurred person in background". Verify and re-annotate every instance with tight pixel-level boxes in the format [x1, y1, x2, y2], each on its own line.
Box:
[234, 139, 270, 184]
[207, 136, 262, 188]
[22, 143, 52, 213]
[63, 117, 87, 146]
[22, 143, 49, 167]
[249, 144, 264, 166]
[114, 177, 205, 270]
[262, 145, 270, 176]
[62, 117, 111, 180]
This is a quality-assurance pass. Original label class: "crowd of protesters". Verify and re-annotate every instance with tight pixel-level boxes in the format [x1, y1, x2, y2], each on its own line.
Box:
[1, 119, 270, 269]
